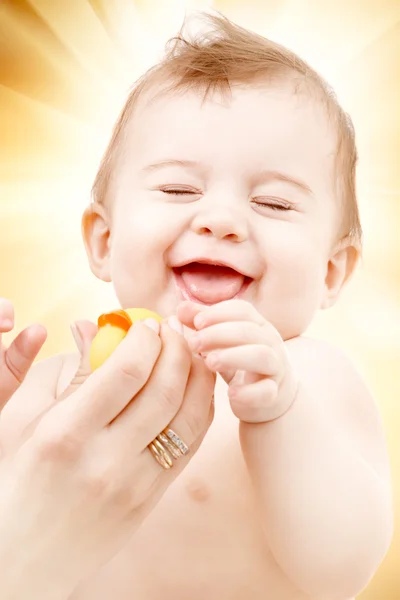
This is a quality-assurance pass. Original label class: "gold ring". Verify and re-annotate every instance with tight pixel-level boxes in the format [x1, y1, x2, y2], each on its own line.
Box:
[157, 432, 181, 459]
[148, 428, 189, 470]
[149, 440, 172, 470]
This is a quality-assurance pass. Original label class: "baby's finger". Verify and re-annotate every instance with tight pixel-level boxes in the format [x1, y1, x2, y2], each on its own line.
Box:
[175, 301, 205, 330]
[189, 321, 276, 354]
[229, 378, 294, 423]
[0, 324, 47, 410]
[206, 344, 280, 377]
[228, 378, 278, 423]
[178, 299, 264, 330]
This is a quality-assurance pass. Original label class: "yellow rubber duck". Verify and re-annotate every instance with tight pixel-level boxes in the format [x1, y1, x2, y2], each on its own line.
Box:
[90, 308, 163, 371]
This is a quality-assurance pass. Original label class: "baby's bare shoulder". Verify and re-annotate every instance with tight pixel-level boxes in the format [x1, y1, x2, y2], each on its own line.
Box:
[285, 336, 367, 389]
[286, 336, 390, 482]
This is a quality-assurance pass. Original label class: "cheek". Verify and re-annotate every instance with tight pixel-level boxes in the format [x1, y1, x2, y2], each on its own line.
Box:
[265, 225, 326, 276]
[110, 203, 162, 263]
[107, 202, 181, 306]
[272, 250, 326, 309]
[260, 226, 328, 335]
[112, 196, 184, 250]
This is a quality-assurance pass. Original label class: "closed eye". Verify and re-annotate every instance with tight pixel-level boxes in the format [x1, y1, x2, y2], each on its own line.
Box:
[251, 198, 293, 211]
[160, 186, 201, 196]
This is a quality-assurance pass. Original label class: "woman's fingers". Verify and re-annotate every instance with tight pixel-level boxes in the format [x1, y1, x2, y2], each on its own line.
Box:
[165, 354, 215, 448]
[0, 298, 14, 332]
[107, 321, 193, 450]
[0, 298, 48, 410]
[108, 321, 215, 478]
[57, 320, 98, 401]
[42, 320, 163, 439]
[152, 354, 215, 464]
[116, 353, 215, 487]
[0, 324, 47, 410]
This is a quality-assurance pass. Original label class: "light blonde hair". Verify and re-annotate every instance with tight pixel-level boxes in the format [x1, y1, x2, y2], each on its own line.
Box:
[92, 12, 362, 248]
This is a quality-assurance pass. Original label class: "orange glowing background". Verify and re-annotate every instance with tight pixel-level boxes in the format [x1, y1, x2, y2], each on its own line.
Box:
[0, 0, 399, 597]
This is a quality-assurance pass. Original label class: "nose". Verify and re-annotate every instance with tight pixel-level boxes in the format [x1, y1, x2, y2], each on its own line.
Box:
[190, 205, 248, 243]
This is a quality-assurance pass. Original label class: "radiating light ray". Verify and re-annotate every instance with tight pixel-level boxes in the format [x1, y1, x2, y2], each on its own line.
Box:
[88, 0, 162, 75]
[258, 0, 400, 77]
[0, 180, 92, 217]
[0, 84, 111, 186]
[337, 10, 400, 79]
[0, 1, 120, 120]
[27, 0, 129, 88]
[0, 3, 399, 598]
[335, 21, 400, 106]
[0, 83, 100, 131]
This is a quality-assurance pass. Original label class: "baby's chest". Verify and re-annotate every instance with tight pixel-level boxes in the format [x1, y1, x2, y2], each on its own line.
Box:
[72, 406, 313, 600]
[72, 413, 279, 599]
[127, 404, 258, 557]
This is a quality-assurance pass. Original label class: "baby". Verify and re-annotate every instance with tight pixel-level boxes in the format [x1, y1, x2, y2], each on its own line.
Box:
[2, 13, 393, 600]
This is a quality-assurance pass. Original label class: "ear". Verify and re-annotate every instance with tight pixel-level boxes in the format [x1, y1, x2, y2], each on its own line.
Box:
[81, 202, 112, 282]
[321, 239, 360, 309]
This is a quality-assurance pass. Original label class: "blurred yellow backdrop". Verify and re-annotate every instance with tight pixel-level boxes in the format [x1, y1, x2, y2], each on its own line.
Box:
[0, 0, 399, 597]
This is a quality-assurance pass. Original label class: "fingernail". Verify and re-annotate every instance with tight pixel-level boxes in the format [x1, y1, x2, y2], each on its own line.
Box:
[0, 318, 13, 330]
[70, 323, 83, 353]
[193, 314, 206, 329]
[143, 318, 160, 334]
[167, 315, 184, 335]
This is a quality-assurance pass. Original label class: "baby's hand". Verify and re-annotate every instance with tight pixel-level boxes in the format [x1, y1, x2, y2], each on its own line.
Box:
[178, 299, 298, 423]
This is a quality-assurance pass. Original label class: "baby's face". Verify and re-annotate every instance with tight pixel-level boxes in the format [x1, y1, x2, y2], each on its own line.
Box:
[86, 83, 346, 339]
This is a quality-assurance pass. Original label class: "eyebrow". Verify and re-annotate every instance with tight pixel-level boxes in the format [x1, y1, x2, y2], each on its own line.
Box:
[255, 169, 314, 197]
[141, 160, 314, 197]
[140, 159, 200, 173]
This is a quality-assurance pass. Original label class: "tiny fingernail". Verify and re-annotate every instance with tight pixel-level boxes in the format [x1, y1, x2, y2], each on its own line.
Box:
[143, 318, 160, 334]
[0, 318, 13, 330]
[194, 314, 205, 329]
[167, 315, 184, 335]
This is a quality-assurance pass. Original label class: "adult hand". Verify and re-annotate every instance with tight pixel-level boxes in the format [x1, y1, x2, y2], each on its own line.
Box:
[0, 317, 215, 600]
[0, 298, 47, 411]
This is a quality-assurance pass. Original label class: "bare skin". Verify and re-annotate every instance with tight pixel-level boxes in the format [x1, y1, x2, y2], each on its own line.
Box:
[0, 316, 215, 600]
[69, 375, 295, 600]
[1, 331, 390, 600]
[0, 298, 46, 412]
[0, 84, 392, 599]
[1, 350, 310, 600]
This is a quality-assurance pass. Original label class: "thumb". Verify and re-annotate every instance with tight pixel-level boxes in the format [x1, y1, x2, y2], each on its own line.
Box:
[10, 320, 97, 452]
[58, 320, 98, 401]
[0, 323, 47, 410]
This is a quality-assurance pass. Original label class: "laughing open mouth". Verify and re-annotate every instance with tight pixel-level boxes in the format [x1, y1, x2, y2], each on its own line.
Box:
[172, 261, 252, 305]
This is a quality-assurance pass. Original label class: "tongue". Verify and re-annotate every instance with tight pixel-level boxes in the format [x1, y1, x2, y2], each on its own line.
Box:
[179, 263, 245, 303]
